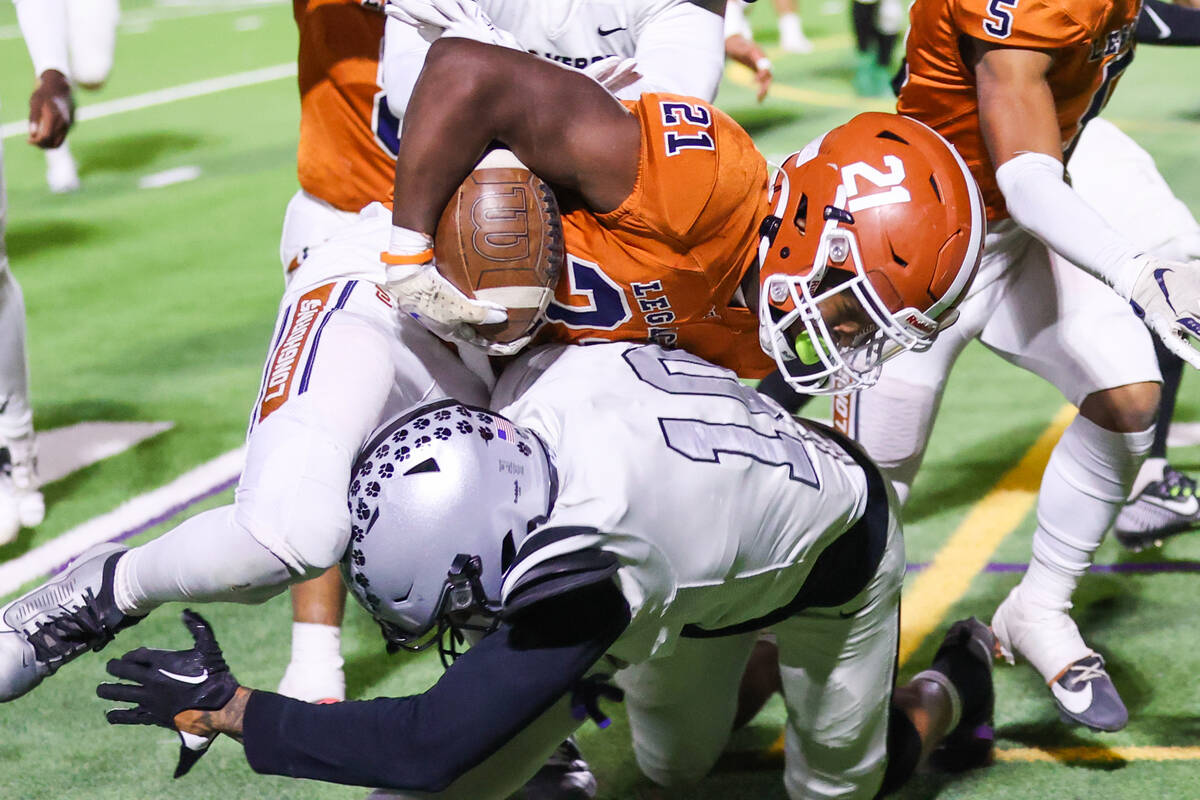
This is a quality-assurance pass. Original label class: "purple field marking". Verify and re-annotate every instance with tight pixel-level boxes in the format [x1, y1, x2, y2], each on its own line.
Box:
[49, 475, 239, 576]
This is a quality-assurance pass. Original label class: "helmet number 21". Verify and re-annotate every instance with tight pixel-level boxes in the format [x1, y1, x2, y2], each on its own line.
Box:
[841, 156, 910, 213]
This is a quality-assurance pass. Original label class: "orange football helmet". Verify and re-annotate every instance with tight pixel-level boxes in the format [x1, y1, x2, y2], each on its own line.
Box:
[758, 112, 984, 394]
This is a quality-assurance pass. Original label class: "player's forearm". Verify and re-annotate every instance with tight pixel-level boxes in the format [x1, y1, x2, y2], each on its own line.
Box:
[995, 152, 1143, 296]
[13, 0, 69, 78]
[175, 685, 252, 740]
[392, 39, 637, 234]
[238, 617, 622, 792]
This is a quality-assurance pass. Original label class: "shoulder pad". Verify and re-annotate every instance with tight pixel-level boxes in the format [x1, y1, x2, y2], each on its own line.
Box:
[501, 549, 620, 619]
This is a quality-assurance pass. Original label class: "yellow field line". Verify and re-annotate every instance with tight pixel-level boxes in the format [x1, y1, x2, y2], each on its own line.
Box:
[997, 746, 1200, 763]
[898, 404, 1076, 665]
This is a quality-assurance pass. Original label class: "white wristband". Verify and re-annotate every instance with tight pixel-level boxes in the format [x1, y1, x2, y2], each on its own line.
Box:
[755, 56, 772, 72]
[388, 225, 433, 255]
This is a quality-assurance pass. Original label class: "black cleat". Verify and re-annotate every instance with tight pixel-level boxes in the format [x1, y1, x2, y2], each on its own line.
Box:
[926, 617, 995, 772]
[1114, 465, 1200, 551]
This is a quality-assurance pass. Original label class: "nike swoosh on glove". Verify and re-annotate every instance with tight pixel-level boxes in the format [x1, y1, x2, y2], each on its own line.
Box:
[382, 251, 508, 345]
[97, 609, 239, 778]
[385, 0, 521, 48]
[1127, 256, 1200, 368]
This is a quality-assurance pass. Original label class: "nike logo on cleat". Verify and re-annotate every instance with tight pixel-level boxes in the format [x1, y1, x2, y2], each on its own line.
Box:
[1051, 680, 1093, 715]
[157, 667, 209, 684]
[597, 25, 626, 35]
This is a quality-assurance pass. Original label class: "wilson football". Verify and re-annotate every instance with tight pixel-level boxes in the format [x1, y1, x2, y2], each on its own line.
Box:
[435, 149, 564, 345]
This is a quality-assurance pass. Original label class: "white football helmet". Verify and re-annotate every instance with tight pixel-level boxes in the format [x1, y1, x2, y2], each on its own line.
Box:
[341, 400, 556, 662]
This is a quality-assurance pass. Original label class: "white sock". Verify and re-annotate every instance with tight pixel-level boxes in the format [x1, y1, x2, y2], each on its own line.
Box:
[1022, 414, 1153, 611]
[289, 622, 344, 668]
[114, 505, 295, 615]
[1128, 456, 1168, 499]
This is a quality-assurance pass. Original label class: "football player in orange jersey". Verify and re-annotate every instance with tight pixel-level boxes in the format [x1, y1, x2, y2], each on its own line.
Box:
[279, 2, 734, 726]
[842, 0, 1200, 732]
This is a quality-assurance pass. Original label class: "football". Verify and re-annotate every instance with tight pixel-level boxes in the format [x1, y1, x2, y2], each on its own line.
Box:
[435, 149, 564, 345]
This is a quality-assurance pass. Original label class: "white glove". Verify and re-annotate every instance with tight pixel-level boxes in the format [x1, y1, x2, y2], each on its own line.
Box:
[384, 0, 520, 48]
[382, 231, 507, 343]
[1126, 255, 1200, 368]
[581, 56, 642, 95]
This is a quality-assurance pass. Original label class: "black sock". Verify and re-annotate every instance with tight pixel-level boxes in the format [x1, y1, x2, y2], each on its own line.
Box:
[877, 705, 921, 796]
[931, 630, 989, 724]
[852, 1, 876, 53]
[876, 32, 897, 66]
[1151, 335, 1183, 460]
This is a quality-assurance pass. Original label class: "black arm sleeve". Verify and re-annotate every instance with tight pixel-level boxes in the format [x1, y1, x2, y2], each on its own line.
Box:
[1137, 0, 1200, 45]
[241, 579, 630, 792]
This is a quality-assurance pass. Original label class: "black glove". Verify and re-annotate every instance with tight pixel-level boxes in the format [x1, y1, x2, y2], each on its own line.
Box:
[97, 609, 239, 778]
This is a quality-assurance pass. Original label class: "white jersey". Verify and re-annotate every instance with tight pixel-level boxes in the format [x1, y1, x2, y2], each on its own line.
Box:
[494, 343, 877, 664]
[382, 0, 726, 118]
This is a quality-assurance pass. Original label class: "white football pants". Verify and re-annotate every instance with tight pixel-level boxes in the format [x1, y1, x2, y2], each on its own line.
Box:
[278, 189, 362, 284]
[115, 275, 489, 613]
[618, 511, 904, 800]
[0, 142, 34, 442]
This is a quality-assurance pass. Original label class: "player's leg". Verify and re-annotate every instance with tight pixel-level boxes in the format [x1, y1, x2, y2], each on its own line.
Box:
[278, 190, 361, 284]
[0, 281, 478, 701]
[1115, 335, 1200, 548]
[773, 508, 904, 800]
[273, 197, 387, 701]
[66, 0, 118, 89]
[1067, 120, 1200, 547]
[850, 256, 1000, 506]
[849, 0, 879, 96]
[0, 144, 43, 544]
[618, 631, 759, 787]
[773, 0, 813, 53]
[980, 234, 1159, 731]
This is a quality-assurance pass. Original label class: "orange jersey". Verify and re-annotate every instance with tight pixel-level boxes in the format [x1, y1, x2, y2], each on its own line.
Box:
[898, 0, 1140, 220]
[294, 0, 395, 212]
[542, 94, 773, 377]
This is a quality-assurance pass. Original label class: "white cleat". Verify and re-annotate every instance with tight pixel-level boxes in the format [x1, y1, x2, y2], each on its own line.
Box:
[992, 585, 1127, 732]
[0, 542, 138, 702]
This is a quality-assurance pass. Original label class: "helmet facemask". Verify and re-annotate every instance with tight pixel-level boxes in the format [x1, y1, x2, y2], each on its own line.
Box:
[377, 553, 503, 667]
[758, 179, 951, 395]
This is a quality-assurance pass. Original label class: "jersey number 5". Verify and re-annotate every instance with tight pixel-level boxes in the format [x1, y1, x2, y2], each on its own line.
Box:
[983, 0, 1019, 39]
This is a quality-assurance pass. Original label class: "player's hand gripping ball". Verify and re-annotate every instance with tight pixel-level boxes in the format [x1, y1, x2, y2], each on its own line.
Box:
[435, 149, 564, 355]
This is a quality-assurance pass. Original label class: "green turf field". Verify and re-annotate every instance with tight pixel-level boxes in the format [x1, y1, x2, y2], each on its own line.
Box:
[0, 1, 1197, 797]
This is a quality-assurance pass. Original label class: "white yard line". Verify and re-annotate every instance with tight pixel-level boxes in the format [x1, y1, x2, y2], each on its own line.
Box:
[0, 0, 287, 40]
[0, 447, 244, 598]
[139, 165, 202, 188]
[0, 62, 295, 140]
